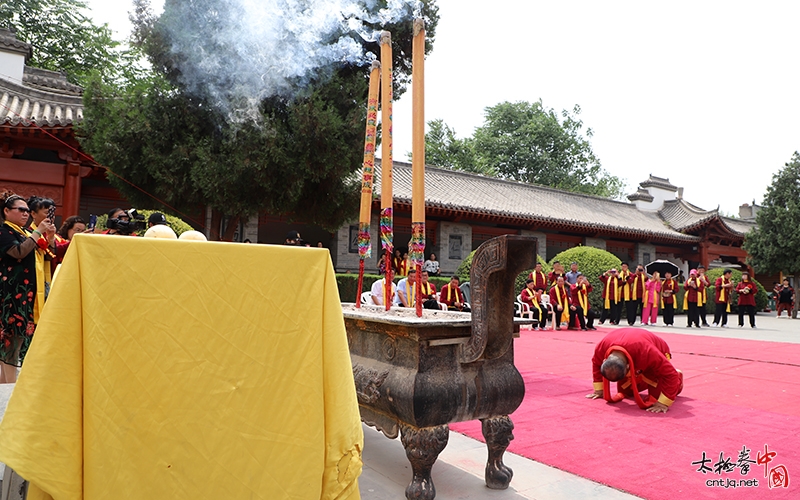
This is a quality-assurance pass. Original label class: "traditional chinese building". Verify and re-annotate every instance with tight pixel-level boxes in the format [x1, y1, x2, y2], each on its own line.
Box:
[333, 161, 758, 281]
[0, 28, 124, 222]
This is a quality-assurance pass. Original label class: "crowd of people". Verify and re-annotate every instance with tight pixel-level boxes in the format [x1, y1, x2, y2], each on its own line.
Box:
[378, 249, 440, 277]
[515, 260, 778, 332]
[368, 270, 469, 312]
[0, 191, 175, 383]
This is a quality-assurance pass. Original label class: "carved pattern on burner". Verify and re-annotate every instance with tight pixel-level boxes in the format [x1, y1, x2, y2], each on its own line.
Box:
[352, 363, 389, 404]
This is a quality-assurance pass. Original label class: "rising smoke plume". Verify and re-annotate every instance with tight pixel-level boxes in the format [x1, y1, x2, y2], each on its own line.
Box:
[157, 0, 420, 122]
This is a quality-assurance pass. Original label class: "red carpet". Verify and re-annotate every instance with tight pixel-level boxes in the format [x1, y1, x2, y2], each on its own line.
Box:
[450, 328, 800, 499]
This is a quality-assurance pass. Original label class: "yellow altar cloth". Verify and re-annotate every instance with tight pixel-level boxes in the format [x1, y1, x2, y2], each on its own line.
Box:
[0, 235, 362, 500]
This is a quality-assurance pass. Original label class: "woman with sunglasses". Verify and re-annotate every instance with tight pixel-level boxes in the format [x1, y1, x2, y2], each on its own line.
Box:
[0, 191, 56, 383]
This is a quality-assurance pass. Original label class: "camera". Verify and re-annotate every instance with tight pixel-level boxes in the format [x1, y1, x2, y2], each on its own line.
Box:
[107, 209, 146, 235]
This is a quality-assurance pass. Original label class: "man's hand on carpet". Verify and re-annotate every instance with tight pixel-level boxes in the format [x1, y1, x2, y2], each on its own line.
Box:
[585, 390, 603, 399]
[646, 401, 669, 413]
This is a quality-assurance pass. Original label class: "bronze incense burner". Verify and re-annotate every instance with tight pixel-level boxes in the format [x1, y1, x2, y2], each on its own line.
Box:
[344, 235, 537, 499]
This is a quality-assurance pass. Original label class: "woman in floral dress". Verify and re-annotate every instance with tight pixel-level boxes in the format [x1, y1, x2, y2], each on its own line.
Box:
[0, 191, 56, 383]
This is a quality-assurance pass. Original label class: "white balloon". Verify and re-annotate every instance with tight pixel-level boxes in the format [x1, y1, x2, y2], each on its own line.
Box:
[144, 225, 178, 239]
[178, 230, 207, 241]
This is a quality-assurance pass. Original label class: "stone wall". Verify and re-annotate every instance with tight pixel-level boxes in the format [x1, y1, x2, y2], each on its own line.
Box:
[335, 216, 380, 273]
[583, 237, 607, 250]
[520, 230, 547, 261]
[634, 243, 657, 267]
[437, 222, 472, 276]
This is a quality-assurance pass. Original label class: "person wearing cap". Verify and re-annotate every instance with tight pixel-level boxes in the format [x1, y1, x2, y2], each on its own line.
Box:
[565, 262, 582, 286]
[712, 269, 734, 327]
[148, 212, 167, 228]
[735, 271, 758, 328]
[586, 328, 684, 414]
[599, 268, 623, 325]
[683, 269, 703, 328]
[284, 230, 301, 245]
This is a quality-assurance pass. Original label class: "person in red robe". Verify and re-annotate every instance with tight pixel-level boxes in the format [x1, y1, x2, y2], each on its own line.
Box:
[549, 276, 571, 330]
[599, 268, 623, 325]
[697, 265, 711, 326]
[586, 328, 683, 414]
[570, 274, 596, 330]
[683, 270, 703, 328]
[547, 261, 566, 288]
[625, 265, 647, 326]
[520, 279, 546, 329]
[736, 271, 757, 328]
[439, 276, 470, 312]
[660, 271, 678, 326]
[527, 262, 548, 292]
[712, 269, 734, 327]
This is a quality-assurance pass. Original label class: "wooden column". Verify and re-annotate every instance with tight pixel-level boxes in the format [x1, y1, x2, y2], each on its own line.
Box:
[62, 161, 81, 217]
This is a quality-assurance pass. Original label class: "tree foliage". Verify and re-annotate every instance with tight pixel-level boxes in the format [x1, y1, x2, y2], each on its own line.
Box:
[743, 152, 800, 317]
[424, 119, 488, 174]
[0, 0, 142, 86]
[80, 0, 440, 234]
[425, 101, 626, 199]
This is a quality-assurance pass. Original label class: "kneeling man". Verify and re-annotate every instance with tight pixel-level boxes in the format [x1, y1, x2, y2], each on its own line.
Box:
[586, 328, 683, 413]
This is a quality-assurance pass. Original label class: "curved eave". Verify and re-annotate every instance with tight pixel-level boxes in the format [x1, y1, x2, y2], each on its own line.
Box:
[388, 199, 701, 245]
[678, 215, 746, 240]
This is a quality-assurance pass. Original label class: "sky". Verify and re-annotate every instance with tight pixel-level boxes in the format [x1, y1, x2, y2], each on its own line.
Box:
[85, 0, 800, 217]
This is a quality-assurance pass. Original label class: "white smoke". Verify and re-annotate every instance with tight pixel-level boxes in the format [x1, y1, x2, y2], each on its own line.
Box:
[160, 0, 420, 122]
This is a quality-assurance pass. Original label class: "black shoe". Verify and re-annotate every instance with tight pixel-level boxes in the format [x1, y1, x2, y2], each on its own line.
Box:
[702, 323, 709, 327]
[696, 325, 703, 328]
[555, 326, 561, 330]
[581, 328, 588, 331]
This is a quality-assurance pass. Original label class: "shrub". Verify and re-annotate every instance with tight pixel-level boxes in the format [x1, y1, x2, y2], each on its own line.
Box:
[703, 268, 768, 314]
[549, 246, 622, 311]
[95, 209, 195, 237]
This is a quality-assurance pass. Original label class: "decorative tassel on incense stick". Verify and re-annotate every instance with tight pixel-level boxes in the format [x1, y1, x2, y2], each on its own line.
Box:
[380, 30, 395, 310]
[356, 60, 381, 307]
[411, 18, 426, 317]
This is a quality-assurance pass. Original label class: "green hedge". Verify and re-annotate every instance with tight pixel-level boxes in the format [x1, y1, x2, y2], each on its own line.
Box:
[335, 273, 450, 304]
[703, 268, 768, 314]
[548, 247, 622, 311]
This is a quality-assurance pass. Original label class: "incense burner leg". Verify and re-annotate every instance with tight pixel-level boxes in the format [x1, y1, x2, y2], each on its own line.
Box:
[481, 415, 515, 489]
[400, 424, 449, 500]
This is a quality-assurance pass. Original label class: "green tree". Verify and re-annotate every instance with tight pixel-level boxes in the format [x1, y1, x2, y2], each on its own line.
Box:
[81, 0, 439, 237]
[424, 119, 489, 174]
[743, 153, 800, 318]
[0, 0, 142, 86]
[455, 101, 625, 198]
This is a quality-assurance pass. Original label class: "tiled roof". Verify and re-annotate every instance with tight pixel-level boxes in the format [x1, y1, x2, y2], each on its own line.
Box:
[658, 199, 752, 237]
[0, 28, 31, 58]
[627, 188, 654, 202]
[0, 68, 83, 127]
[375, 160, 699, 243]
[639, 175, 677, 191]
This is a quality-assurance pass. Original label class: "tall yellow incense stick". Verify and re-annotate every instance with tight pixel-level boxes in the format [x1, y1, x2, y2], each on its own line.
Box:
[411, 18, 426, 316]
[380, 31, 395, 310]
[359, 60, 381, 230]
[355, 60, 381, 306]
